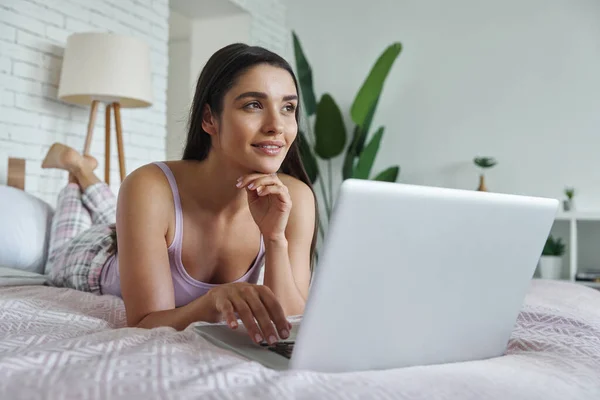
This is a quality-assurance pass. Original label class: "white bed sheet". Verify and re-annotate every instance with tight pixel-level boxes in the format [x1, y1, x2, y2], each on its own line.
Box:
[0, 280, 599, 399]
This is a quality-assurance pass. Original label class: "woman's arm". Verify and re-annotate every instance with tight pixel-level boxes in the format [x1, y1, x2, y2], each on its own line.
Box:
[238, 173, 315, 316]
[116, 164, 186, 328]
[262, 176, 315, 315]
[115, 165, 290, 342]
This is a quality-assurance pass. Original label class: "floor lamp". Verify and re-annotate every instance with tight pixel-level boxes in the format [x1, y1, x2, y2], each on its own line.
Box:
[57, 32, 153, 184]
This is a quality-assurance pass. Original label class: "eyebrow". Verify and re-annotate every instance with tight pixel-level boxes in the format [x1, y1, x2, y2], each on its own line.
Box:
[234, 91, 298, 102]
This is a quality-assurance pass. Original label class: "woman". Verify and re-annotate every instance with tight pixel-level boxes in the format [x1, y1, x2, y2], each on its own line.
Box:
[43, 43, 318, 346]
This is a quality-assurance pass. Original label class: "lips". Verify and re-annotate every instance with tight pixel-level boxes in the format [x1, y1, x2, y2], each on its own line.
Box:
[251, 141, 285, 149]
[251, 141, 285, 156]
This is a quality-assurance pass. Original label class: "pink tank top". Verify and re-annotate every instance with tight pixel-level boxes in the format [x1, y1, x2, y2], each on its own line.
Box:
[100, 162, 265, 307]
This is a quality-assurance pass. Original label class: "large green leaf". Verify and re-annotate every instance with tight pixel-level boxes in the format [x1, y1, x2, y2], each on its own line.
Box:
[297, 131, 318, 183]
[342, 95, 381, 179]
[342, 125, 359, 180]
[350, 43, 402, 128]
[373, 166, 400, 182]
[353, 127, 384, 179]
[356, 95, 379, 153]
[292, 31, 317, 116]
[314, 93, 346, 159]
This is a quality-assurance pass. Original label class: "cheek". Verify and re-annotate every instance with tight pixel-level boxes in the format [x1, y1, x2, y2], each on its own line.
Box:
[286, 119, 298, 141]
[218, 118, 255, 154]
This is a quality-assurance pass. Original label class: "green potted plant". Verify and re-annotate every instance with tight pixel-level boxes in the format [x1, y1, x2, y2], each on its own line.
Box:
[292, 32, 402, 240]
[539, 235, 566, 279]
[473, 157, 497, 191]
[563, 187, 575, 211]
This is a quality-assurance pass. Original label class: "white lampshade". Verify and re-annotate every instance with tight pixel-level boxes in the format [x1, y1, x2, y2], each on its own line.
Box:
[58, 32, 153, 108]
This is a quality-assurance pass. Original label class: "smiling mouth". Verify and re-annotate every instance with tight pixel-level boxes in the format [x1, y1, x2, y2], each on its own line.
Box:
[251, 144, 284, 149]
[251, 143, 285, 156]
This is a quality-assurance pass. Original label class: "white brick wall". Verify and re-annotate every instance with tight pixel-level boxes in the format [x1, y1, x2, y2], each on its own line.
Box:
[229, 0, 288, 56]
[0, 0, 169, 207]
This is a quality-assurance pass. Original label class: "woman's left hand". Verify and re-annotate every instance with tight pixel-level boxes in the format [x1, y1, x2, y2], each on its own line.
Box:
[237, 173, 292, 241]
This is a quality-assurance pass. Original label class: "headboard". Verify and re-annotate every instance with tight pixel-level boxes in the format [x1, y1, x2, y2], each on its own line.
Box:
[7, 157, 25, 190]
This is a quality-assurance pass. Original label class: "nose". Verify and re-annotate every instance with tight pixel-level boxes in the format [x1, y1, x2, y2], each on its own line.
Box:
[263, 108, 284, 136]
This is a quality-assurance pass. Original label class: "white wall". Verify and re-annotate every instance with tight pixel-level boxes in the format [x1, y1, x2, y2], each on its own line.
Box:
[166, 0, 288, 160]
[0, 0, 169, 207]
[189, 14, 252, 83]
[166, 38, 191, 161]
[166, 11, 191, 160]
[166, 9, 251, 160]
[229, 0, 288, 56]
[286, 0, 600, 210]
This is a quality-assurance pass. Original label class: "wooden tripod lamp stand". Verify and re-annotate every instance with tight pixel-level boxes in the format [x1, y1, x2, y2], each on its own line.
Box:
[57, 32, 153, 184]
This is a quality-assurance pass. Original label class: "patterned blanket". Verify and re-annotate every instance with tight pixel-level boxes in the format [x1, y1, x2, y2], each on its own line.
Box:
[1, 280, 599, 399]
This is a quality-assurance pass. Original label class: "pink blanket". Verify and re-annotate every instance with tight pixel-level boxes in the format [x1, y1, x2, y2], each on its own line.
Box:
[1, 280, 599, 399]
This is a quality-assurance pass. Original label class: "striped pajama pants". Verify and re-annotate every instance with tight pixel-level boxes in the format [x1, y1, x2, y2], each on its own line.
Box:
[45, 182, 117, 294]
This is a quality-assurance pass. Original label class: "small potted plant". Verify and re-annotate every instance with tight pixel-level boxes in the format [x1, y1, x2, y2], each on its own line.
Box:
[563, 187, 575, 211]
[473, 157, 497, 192]
[538, 235, 566, 279]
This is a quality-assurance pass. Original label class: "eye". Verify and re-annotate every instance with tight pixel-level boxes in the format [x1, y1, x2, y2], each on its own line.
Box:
[244, 101, 261, 110]
[283, 103, 297, 113]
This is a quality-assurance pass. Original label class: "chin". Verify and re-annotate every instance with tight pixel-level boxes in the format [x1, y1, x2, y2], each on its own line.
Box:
[245, 157, 284, 174]
[251, 162, 282, 174]
[242, 150, 287, 174]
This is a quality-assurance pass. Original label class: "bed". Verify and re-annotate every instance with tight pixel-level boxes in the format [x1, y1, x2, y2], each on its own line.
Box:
[2, 162, 600, 399]
[0, 279, 599, 399]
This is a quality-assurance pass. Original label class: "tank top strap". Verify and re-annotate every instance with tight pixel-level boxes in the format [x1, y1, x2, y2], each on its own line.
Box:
[153, 162, 183, 252]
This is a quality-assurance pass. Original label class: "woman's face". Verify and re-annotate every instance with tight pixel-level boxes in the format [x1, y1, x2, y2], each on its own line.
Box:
[206, 64, 298, 174]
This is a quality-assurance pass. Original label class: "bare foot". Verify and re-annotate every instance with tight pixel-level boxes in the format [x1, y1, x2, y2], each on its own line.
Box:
[42, 144, 99, 171]
[68, 156, 97, 184]
[41, 143, 83, 172]
[83, 155, 98, 171]
[43, 143, 102, 190]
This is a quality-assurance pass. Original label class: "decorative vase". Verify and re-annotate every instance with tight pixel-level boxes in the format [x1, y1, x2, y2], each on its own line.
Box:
[477, 174, 487, 192]
[539, 256, 563, 279]
[563, 199, 574, 212]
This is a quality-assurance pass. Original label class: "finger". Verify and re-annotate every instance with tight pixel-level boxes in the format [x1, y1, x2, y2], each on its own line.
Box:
[256, 186, 292, 211]
[230, 296, 263, 343]
[258, 287, 290, 339]
[245, 186, 260, 204]
[244, 291, 279, 345]
[215, 299, 238, 329]
[236, 173, 271, 189]
[256, 185, 289, 199]
[240, 174, 283, 191]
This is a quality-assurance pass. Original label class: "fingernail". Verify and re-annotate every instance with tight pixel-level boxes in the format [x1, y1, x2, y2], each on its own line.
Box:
[255, 333, 263, 343]
[248, 183, 254, 189]
[268, 335, 277, 345]
[229, 321, 238, 329]
[236, 181, 242, 188]
[256, 187, 262, 194]
[281, 329, 289, 339]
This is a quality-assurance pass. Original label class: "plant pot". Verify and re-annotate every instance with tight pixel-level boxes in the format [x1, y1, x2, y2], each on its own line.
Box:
[563, 199, 574, 211]
[539, 256, 563, 279]
[477, 174, 487, 192]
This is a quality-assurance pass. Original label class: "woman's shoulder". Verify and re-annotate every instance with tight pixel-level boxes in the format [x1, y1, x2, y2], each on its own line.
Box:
[119, 162, 175, 201]
[277, 173, 315, 203]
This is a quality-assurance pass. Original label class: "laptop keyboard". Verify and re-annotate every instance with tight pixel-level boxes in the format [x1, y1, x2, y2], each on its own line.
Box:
[260, 341, 295, 359]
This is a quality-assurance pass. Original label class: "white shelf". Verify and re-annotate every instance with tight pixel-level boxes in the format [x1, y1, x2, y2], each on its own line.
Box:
[538, 278, 600, 290]
[551, 210, 600, 282]
[555, 211, 600, 221]
[580, 281, 600, 289]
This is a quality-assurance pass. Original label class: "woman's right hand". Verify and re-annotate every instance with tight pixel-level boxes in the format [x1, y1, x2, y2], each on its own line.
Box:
[206, 283, 292, 345]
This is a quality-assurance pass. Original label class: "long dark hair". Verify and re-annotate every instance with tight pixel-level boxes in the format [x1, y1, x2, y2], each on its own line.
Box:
[183, 43, 319, 269]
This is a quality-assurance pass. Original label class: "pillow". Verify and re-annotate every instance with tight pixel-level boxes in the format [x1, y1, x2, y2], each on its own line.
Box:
[0, 266, 48, 286]
[0, 185, 54, 274]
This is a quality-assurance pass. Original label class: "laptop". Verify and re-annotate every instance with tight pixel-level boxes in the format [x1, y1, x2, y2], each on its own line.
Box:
[194, 179, 558, 373]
